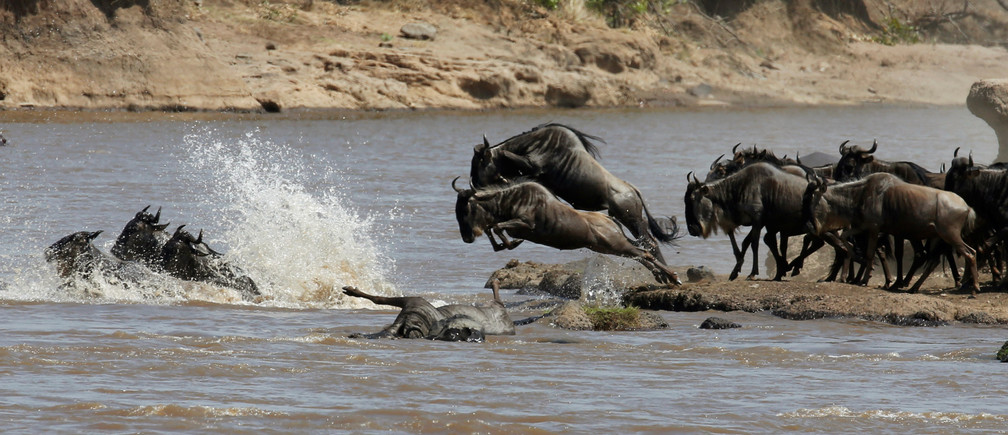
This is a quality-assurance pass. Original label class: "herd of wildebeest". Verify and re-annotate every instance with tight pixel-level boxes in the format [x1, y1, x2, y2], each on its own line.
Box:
[44, 122, 1008, 340]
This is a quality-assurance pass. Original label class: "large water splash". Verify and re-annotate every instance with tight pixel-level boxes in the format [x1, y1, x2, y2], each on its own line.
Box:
[179, 127, 398, 308]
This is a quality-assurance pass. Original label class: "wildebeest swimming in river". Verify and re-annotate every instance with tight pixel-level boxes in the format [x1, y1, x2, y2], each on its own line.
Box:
[454, 178, 682, 286]
[111, 205, 170, 268]
[342, 280, 515, 342]
[160, 225, 260, 301]
[45, 230, 163, 296]
[470, 123, 678, 264]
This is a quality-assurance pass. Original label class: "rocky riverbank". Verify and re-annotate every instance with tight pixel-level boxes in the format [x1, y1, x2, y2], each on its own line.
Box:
[3, 0, 1008, 112]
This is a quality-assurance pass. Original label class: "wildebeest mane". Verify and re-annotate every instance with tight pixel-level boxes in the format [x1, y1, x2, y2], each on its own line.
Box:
[496, 122, 604, 160]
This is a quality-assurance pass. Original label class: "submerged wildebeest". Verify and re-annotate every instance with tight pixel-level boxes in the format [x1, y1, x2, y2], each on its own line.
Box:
[803, 172, 980, 295]
[342, 281, 515, 342]
[469, 123, 678, 264]
[45, 230, 161, 295]
[454, 178, 682, 286]
[160, 225, 260, 300]
[111, 205, 170, 267]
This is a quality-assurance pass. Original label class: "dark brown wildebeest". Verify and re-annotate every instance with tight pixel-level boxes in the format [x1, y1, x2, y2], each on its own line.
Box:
[804, 172, 980, 295]
[684, 162, 844, 281]
[470, 123, 677, 264]
[342, 280, 515, 342]
[944, 149, 1008, 288]
[111, 206, 170, 268]
[160, 225, 260, 301]
[45, 230, 161, 295]
[454, 179, 681, 286]
[833, 140, 935, 185]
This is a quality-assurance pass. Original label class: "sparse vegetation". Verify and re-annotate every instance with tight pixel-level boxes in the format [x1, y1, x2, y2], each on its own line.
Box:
[584, 305, 641, 331]
[875, 16, 921, 45]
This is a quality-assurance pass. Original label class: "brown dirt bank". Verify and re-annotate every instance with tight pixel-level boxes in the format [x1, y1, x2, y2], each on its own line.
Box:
[2, 0, 1008, 112]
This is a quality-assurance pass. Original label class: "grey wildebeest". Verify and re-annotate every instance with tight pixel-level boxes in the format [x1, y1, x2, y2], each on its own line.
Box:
[803, 172, 980, 295]
[454, 179, 682, 286]
[685, 162, 843, 281]
[342, 280, 515, 342]
[45, 230, 162, 295]
[470, 123, 677, 264]
[111, 206, 170, 267]
[160, 225, 260, 300]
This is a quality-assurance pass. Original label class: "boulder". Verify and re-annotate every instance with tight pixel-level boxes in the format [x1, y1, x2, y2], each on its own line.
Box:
[699, 317, 741, 329]
[400, 22, 437, 41]
[488, 255, 665, 302]
[686, 266, 715, 282]
[997, 340, 1008, 362]
[547, 301, 668, 331]
[966, 79, 1008, 163]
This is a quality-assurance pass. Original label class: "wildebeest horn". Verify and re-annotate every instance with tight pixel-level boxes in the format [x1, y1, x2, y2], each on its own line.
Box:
[732, 143, 740, 154]
[141, 205, 151, 214]
[174, 225, 186, 236]
[838, 140, 850, 154]
[954, 146, 961, 158]
[196, 229, 203, 243]
[867, 139, 877, 154]
[969, 150, 973, 167]
[451, 176, 464, 193]
[690, 172, 701, 185]
[940, 163, 946, 173]
[154, 206, 161, 223]
[88, 230, 103, 241]
[710, 154, 725, 170]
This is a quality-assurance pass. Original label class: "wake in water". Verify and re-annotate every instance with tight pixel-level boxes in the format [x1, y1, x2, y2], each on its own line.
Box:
[0, 127, 397, 308]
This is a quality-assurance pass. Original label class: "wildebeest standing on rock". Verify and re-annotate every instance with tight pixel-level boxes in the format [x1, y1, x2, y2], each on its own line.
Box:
[470, 123, 678, 264]
[803, 172, 981, 295]
[454, 179, 682, 286]
[160, 225, 261, 301]
[111, 205, 170, 267]
[342, 281, 515, 342]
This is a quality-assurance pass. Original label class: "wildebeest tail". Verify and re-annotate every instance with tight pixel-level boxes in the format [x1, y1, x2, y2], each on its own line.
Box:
[636, 188, 681, 244]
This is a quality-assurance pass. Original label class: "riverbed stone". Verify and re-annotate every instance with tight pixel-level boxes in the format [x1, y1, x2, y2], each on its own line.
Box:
[400, 22, 437, 41]
[966, 79, 1008, 163]
[699, 316, 741, 329]
[686, 266, 715, 282]
[998, 341, 1008, 362]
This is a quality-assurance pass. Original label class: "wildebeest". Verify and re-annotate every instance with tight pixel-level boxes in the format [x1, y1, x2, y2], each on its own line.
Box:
[944, 149, 1008, 287]
[470, 123, 677, 263]
[342, 280, 515, 342]
[160, 225, 260, 300]
[454, 179, 681, 286]
[45, 230, 162, 295]
[685, 162, 843, 281]
[834, 140, 935, 185]
[803, 172, 980, 295]
[111, 205, 170, 267]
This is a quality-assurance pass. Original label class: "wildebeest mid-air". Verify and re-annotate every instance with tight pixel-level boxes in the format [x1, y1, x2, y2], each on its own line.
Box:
[469, 123, 678, 264]
[454, 178, 682, 286]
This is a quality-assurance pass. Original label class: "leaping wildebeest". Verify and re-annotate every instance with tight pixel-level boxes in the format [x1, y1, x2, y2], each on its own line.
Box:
[803, 172, 980, 295]
[470, 123, 678, 264]
[342, 280, 515, 342]
[45, 230, 162, 296]
[454, 178, 682, 286]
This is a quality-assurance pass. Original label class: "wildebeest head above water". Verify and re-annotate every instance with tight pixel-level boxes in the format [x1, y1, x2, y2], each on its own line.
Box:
[111, 205, 170, 267]
[160, 225, 260, 301]
[45, 230, 107, 279]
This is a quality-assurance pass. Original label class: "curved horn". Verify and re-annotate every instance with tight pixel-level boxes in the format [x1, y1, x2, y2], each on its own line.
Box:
[710, 154, 725, 170]
[969, 150, 974, 167]
[483, 134, 490, 148]
[88, 230, 103, 241]
[867, 139, 877, 154]
[686, 171, 693, 184]
[691, 172, 701, 185]
[732, 143, 740, 154]
[452, 176, 464, 193]
[940, 163, 946, 173]
[153, 206, 161, 223]
[196, 229, 203, 243]
[174, 225, 186, 236]
[141, 205, 151, 214]
[954, 146, 961, 158]
[795, 152, 802, 165]
[838, 140, 850, 154]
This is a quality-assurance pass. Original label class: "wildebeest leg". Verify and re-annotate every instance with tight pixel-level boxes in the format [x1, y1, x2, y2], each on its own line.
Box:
[608, 195, 666, 265]
[746, 225, 764, 280]
[487, 227, 524, 251]
[343, 286, 418, 309]
[788, 235, 823, 277]
[763, 232, 787, 281]
[819, 232, 851, 282]
[907, 245, 944, 294]
[940, 232, 980, 297]
[729, 227, 755, 280]
[632, 253, 682, 286]
[858, 232, 880, 286]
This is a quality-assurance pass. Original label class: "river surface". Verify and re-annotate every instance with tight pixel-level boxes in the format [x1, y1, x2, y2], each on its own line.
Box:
[1, 106, 1006, 433]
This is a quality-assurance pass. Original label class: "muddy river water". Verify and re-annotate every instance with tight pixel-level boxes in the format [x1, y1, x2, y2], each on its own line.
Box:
[1, 106, 1005, 432]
